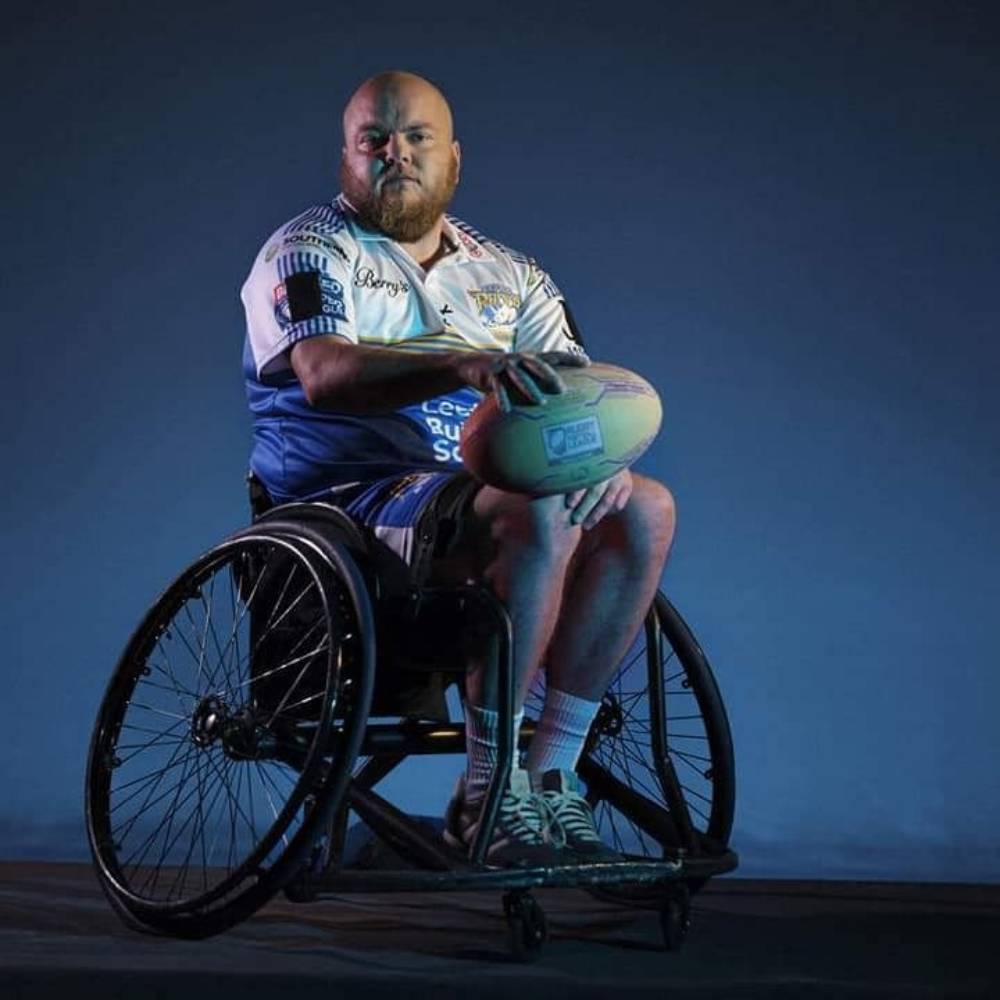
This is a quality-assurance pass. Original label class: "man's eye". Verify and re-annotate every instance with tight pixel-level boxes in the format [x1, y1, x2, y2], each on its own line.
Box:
[409, 132, 428, 143]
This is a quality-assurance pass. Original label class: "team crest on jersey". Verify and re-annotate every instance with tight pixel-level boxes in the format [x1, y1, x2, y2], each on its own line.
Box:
[467, 285, 520, 328]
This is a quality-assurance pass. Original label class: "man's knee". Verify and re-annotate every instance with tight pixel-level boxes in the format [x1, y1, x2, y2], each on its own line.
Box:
[473, 486, 582, 559]
[605, 474, 677, 555]
[634, 475, 676, 535]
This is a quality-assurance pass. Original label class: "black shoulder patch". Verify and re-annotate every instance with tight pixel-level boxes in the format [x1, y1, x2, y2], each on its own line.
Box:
[562, 300, 585, 348]
[285, 271, 324, 322]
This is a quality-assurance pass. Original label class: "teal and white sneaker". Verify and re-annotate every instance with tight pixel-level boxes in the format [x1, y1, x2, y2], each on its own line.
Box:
[443, 767, 566, 868]
[532, 769, 623, 862]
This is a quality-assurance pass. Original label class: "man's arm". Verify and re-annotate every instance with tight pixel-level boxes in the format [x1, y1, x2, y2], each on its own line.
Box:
[290, 337, 585, 414]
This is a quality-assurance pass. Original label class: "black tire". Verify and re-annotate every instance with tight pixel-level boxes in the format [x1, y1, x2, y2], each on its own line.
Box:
[85, 523, 374, 938]
[526, 592, 734, 897]
[660, 891, 691, 951]
[503, 891, 547, 962]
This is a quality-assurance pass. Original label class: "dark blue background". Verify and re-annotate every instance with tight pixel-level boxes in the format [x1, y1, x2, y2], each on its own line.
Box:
[1, 0, 997, 880]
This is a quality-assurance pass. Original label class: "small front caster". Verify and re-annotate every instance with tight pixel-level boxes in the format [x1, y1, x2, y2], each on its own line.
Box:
[503, 890, 547, 961]
[659, 886, 692, 951]
[282, 866, 316, 903]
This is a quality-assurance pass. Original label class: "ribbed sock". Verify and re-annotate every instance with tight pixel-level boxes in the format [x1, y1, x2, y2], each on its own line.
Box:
[525, 686, 602, 775]
[463, 702, 525, 801]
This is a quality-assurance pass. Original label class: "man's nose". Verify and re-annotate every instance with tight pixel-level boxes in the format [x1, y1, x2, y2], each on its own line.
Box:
[383, 132, 411, 164]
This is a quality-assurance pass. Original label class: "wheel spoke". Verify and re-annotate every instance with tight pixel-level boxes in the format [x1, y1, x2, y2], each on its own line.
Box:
[611, 728, 655, 855]
[124, 744, 203, 881]
[263, 633, 331, 728]
[128, 703, 190, 722]
[205, 548, 276, 692]
[165, 614, 215, 695]
[254, 761, 291, 852]
[200, 750, 261, 856]
[111, 744, 195, 812]
[668, 746, 713, 767]
[113, 722, 188, 768]
[235, 620, 327, 690]
[146, 656, 200, 703]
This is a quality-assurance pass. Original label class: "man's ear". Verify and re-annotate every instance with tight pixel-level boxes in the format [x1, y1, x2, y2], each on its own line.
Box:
[453, 139, 462, 179]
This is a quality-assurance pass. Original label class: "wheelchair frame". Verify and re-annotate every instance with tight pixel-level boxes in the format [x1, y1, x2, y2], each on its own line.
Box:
[85, 499, 737, 959]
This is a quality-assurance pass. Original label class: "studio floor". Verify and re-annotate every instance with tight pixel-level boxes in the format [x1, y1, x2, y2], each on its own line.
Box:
[0, 862, 997, 998]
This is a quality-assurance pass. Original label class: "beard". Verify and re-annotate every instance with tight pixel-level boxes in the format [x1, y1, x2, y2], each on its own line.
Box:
[340, 157, 459, 242]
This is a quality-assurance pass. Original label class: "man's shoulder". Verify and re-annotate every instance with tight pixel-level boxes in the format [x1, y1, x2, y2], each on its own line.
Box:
[258, 201, 357, 266]
[278, 201, 351, 238]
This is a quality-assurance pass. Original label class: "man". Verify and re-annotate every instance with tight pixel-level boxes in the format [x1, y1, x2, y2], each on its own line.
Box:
[241, 71, 676, 866]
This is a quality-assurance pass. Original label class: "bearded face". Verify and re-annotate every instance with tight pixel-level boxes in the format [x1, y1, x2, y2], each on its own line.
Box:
[339, 74, 461, 244]
[340, 154, 459, 243]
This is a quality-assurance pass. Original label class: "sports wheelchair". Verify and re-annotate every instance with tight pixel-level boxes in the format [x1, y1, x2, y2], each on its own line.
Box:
[85, 487, 737, 960]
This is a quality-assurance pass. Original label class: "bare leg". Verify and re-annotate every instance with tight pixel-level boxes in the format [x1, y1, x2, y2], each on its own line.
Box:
[427, 486, 583, 709]
[544, 475, 676, 699]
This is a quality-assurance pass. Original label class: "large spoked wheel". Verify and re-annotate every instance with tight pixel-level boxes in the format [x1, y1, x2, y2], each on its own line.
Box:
[85, 522, 374, 938]
[526, 592, 735, 902]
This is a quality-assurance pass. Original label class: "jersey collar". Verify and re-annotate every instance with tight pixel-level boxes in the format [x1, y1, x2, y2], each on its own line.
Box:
[442, 216, 487, 264]
[335, 194, 480, 265]
[336, 193, 390, 241]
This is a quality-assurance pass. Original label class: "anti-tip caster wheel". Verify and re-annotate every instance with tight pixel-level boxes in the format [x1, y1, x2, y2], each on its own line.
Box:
[659, 887, 692, 951]
[503, 890, 547, 962]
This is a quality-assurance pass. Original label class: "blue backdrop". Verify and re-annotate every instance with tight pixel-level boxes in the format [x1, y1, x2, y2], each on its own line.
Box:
[1, 0, 997, 881]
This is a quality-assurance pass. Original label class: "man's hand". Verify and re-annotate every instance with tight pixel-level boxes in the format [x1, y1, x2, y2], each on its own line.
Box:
[454, 351, 588, 411]
[565, 470, 633, 530]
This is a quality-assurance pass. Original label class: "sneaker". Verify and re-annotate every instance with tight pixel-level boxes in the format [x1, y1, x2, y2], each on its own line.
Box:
[532, 769, 623, 862]
[443, 768, 567, 868]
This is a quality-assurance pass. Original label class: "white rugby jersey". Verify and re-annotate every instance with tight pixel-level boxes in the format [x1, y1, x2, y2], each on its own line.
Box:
[241, 195, 587, 501]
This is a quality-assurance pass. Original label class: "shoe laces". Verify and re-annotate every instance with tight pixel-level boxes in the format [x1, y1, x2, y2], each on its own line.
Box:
[498, 786, 566, 849]
[540, 788, 602, 844]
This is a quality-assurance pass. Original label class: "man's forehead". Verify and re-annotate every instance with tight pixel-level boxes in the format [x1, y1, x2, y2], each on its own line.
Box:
[345, 78, 452, 134]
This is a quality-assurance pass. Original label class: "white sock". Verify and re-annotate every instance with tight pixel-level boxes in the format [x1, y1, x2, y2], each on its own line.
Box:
[525, 686, 602, 775]
[463, 702, 524, 801]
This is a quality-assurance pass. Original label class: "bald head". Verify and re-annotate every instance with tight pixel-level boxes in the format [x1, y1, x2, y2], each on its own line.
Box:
[339, 70, 461, 244]
[342, 71, 454, 146]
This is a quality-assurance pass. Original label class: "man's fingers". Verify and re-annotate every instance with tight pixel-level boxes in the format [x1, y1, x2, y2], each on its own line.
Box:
[490, 357, 547, 406]
[583, 485, 623, 529]
[569, 483, 605, 526]
[487, 353, 586, 407]
[540, 351, 589, 368]
[505, 361, 547, 405]
[520, 355, 567, 394]
[566, 472, 632, 529]
[615, 477, 633, 511]
[490, 373, 512, 413]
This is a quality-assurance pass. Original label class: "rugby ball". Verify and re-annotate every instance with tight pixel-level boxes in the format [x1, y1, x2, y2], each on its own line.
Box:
[459, 362, 662, 495]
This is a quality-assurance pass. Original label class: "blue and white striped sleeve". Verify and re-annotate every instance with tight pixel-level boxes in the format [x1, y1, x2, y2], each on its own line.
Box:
[241, 230, 356, 378]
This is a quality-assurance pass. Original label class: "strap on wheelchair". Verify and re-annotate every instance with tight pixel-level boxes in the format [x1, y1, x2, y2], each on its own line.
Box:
[247, 471, 274, 519]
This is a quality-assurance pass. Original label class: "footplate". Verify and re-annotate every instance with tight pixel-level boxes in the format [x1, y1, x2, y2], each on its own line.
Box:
[291, 853, 737, 896]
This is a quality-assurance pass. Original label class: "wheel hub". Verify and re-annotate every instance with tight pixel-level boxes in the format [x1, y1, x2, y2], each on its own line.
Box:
[190, 696, 274, 760]
[592, 695, 624, 738]
[191, 695, 227, 747]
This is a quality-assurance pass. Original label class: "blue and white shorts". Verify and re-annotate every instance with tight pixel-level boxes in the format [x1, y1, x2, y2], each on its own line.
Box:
[325, 470, 479, 584]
